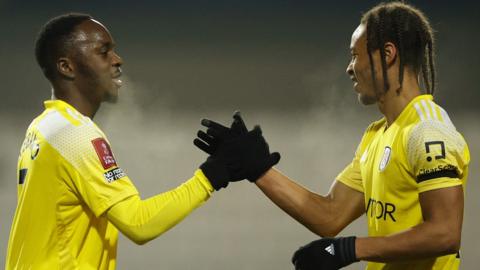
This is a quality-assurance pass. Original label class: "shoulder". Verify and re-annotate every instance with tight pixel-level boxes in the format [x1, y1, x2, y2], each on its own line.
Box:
[406, 99, 466, 146]
[37, 109, 102, 139]
[402, 99, 465, 146]
[404, 116, 468, 170]
[407, 118, 466, 150]
[35, 108, 108, 159]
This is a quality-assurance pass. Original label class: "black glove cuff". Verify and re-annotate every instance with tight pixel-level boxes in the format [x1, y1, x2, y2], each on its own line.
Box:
[338, 236, 358, 265]
[200, 158, 229, 191]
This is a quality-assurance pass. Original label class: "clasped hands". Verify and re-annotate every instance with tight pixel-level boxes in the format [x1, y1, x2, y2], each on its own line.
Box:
[194, 112, 357, 270]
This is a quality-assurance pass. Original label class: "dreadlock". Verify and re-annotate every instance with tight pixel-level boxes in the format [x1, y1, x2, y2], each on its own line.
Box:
[361, 1, 436, 95]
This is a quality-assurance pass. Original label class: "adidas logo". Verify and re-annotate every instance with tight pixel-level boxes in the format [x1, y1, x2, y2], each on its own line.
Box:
[325, 244, 335, 256]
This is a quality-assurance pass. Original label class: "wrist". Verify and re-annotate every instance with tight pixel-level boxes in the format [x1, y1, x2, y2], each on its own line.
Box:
[194, 169, 215, 193]
[337, 236, 358, 264]
[255, 168, 275, 186]
[199, 158, 229, 191]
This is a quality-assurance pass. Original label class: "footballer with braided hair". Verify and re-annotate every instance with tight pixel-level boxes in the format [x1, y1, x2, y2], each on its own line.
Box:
[195, 1, 470, 269]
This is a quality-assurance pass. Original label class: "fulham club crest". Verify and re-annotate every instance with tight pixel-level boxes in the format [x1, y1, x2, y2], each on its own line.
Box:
[379, 146, 392, 172]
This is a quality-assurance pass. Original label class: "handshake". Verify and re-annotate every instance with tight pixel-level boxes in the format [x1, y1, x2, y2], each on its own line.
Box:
[194, 111, 281, 190]
[194, 112, 358, 270]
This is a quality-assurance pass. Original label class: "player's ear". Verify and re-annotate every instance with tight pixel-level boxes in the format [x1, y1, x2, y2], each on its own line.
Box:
[57, 57, 75, 80]
[384, 42, 397, 67]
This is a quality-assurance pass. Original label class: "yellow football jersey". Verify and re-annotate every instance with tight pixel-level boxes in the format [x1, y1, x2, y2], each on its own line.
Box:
[337, 95, 469, 270]
[6, 100, 139, 270]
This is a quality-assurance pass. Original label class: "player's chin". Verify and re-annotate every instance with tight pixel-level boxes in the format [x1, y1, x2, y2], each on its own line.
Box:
[358, 93, 376, 106]
[104, 89, 119, 104]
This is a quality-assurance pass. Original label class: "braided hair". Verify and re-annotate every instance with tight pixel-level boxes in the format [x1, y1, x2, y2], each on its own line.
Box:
[361, 2, 436, 94]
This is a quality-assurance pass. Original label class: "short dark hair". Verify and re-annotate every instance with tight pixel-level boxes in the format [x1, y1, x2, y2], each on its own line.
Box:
[35, 13, 92, 81]
[361, 2, 436, 94]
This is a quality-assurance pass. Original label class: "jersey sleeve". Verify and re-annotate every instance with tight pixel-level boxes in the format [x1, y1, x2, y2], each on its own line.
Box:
[106, 169, 213, 245]
[51, 122, 139, 217]
[406, 120, 470, 193]
[336, 151, 363, 193]
[336, 128, 372, 193]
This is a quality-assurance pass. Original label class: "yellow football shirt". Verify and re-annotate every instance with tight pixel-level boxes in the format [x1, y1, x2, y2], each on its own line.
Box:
[337, 95, 469, 270]
[6, 100, 139, 270]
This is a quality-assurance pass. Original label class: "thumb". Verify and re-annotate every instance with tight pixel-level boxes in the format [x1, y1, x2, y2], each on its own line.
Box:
[268, 152, 281, 167]
[250, 125, 263, 136]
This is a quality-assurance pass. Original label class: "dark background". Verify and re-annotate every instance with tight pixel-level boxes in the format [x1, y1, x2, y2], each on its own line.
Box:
[1, 1, 478, 269]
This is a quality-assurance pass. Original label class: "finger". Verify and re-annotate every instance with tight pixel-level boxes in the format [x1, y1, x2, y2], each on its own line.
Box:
[197, 130, 216, 145]
[232, 111, 248, 134]
[206, 126, 230, 139]
[193, 138, 214, 155]
[250, 125, 263, 136]
[201, 118, 230, 133]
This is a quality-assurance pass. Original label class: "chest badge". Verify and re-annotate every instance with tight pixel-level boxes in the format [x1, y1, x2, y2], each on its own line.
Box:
[379, 146, 392, 172]
[30, 142, 40, 160]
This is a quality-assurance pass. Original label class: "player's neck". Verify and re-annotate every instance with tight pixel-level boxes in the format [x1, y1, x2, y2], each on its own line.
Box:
[51, 84, 100, 119]
[377, 74, 421, 127]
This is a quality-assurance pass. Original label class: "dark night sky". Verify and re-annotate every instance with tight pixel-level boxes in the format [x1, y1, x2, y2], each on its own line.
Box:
[1, 0, 479, 116]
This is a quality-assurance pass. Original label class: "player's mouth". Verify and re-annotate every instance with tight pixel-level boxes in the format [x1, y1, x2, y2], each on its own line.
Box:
[112, 72, 123, 88]
[350, 76, 359, 90]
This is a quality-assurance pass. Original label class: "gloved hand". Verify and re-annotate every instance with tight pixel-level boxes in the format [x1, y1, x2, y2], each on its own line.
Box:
[194, 111, 248, 155]
[292, 237, 358, 270]
[195, 112, 280, 190]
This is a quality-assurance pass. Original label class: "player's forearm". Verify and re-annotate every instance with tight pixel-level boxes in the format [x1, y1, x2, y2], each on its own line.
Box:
[356, 221, 460, 262]
[256, 168, 341, 237]
[107, 169, 214, 245]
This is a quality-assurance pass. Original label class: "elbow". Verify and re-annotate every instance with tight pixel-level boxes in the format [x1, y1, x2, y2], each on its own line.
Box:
[442, 235, 461, 254]
[313, 227, 341, 238]
[121, 228, 158, 245]
[310, 222, 344, 238]
[133, 239, 149, 246]
[437, 229, 461, 255]
[129, 234, 154, 246]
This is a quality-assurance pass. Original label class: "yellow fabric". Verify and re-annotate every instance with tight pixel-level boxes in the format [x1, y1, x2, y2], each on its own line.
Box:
[6, 100, 139, 270]
[336, 95, 470, 270]
[107, 169, 213, 245]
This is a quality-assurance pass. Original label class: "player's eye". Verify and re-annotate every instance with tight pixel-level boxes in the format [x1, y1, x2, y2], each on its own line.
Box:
[99, 46, 109, 55]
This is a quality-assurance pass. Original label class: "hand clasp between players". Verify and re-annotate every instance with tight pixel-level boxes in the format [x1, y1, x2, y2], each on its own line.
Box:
[194, 111, 281, 190]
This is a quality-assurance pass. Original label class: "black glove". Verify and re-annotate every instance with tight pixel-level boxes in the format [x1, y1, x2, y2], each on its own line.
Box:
[195, 112, 280, 189]
[292, 237, 358, 270]
[194, 111, 248, 155]
[195, 112, 247, 190]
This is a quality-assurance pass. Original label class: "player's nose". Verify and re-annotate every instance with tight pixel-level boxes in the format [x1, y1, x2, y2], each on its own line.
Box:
[346, 61, 354, 77]
[112, 51, 123, 68]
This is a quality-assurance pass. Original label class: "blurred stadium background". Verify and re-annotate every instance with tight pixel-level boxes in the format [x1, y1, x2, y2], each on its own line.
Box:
[0, 1, 478, 269]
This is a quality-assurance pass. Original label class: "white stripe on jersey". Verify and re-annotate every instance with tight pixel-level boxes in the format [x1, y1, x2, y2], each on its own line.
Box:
[37, 110, 71, 139]
[420, 100, 431, 120]
[427, 100, 439, 120]
[414, 102, 425, 121]
[439, 107, 455, 129]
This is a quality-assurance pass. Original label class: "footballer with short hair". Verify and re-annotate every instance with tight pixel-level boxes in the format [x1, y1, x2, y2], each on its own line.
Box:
[5, 13, 278, 269]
